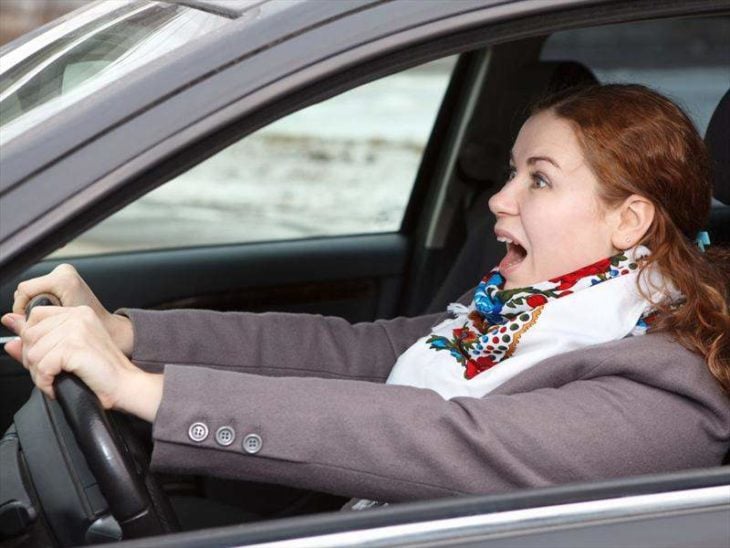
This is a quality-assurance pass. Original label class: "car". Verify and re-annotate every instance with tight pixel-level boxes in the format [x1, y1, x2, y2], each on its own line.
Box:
[0, 0, 728, 546]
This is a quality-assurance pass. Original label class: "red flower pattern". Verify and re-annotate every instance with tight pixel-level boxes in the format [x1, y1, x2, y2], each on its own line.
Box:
[549, 258, 612, 291]
[465, 356, 496, 379]
[453, 327, 477, 343]
[526, 294, 548, 307]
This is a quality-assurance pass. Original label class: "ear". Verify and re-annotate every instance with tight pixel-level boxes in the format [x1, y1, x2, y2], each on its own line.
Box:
[610, 194, 655, 250]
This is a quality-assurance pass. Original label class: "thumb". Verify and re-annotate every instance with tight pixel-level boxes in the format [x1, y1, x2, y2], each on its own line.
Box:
[1, 313, 26, 335]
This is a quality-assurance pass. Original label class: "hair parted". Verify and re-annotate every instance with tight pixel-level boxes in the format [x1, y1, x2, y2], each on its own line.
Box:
[533, 83, 730, 393]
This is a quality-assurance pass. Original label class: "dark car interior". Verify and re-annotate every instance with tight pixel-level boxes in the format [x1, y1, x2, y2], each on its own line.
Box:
[1, 9, 729, 546]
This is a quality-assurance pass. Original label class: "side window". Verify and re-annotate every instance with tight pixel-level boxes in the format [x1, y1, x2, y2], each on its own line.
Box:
[541, 17, 729, 135]
[53, 57, 457, 257]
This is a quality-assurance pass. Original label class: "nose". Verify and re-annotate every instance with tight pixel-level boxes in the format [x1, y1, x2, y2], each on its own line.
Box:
[488, 179, 520, 217]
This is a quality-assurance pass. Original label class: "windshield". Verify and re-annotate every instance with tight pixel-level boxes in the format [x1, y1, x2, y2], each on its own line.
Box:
[0, 0, 230, 145]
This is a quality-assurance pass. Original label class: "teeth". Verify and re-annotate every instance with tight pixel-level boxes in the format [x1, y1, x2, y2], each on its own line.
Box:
[496, 236, 513, 244]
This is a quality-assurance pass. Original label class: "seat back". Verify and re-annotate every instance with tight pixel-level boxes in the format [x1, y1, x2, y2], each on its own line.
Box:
[706, 88, 730, 246]
[706, 89, 730, 205]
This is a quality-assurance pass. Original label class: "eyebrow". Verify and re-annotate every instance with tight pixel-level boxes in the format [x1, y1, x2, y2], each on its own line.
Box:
[509, 152, 561, 170]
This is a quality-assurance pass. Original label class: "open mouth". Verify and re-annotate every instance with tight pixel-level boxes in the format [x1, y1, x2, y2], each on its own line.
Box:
[496, 237, 528, 272]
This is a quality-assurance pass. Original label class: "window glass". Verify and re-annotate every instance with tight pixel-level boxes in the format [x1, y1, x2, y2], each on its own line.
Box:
[52, 56, 457, 257]
[541, 17, 729, 135]
[0, 1, 229, 144]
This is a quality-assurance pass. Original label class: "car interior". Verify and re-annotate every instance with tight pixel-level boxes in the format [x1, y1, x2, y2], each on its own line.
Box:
[1, 10, 729, 546]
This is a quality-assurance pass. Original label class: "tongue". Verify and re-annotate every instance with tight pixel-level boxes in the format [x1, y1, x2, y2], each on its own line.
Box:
[499, 243, 526, 272]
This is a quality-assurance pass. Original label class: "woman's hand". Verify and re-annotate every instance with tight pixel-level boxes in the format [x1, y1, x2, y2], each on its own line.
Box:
[1, 306, 162, 422]
[7, 264, 134, 356]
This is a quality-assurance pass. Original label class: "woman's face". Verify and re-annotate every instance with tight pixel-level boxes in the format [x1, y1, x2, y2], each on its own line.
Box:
[488, 109, 618, 289]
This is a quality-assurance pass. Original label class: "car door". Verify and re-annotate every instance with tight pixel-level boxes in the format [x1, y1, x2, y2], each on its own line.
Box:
[0, 0, 582, 433]
[0, 38, 470, 435]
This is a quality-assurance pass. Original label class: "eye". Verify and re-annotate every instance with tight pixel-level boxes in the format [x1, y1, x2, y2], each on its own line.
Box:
[506, 166, 517, 181]
[531, 173, 550, 189]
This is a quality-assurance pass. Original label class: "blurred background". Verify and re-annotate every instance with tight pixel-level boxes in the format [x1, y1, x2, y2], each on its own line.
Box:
[0, 0, 88, 45]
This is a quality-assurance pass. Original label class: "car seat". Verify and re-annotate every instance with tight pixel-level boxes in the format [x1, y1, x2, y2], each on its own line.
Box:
[705, 89, 730, 466]
[706, 88, 730, 246]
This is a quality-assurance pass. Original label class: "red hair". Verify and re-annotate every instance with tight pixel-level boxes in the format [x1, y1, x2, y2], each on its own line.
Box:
[534, 84, 730, 393]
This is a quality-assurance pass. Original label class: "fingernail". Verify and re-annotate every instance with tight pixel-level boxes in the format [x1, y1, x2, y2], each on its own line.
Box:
[1, 314, 14, 328]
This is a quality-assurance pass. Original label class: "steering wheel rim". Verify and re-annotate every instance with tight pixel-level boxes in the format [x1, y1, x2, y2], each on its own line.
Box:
[53, 373, 177, 538]
[26, 294, 178, 538]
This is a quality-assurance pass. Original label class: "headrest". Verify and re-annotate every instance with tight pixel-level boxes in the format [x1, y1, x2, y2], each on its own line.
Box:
[506, 61, 599, 142]
[705, 89, 730, 204]
[459, 60, 598, 186]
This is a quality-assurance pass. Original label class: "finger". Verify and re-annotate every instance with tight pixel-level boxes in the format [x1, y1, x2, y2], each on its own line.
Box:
[22, 317, 69, 371]
[25, 305, 68, 326]
[4, 338, 23, 364]
[13, 281, 51, 315]
[23, 307, 101, 358]
[12, 264, 78, 314]
[12, 288, 31, 316]
[34, 350, 63, 400]
[20, 311, 71, 363]
[30, 371, 56, 400]
[1, 313, 24, 334]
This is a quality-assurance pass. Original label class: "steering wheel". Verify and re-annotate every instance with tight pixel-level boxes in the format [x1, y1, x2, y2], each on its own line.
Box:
[26, 295, 179, 539]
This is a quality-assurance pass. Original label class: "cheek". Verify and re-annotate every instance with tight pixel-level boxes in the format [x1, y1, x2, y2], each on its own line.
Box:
[522, 202, 580, 248]
[524, 201, 608, 271]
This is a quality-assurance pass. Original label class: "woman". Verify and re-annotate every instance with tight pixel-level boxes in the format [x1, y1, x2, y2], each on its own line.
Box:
[2, 84, 729, 503]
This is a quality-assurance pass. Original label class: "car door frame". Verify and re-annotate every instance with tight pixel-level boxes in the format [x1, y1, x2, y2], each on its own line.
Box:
[113, 467, 730, 546]
[3, 0, 726, 280]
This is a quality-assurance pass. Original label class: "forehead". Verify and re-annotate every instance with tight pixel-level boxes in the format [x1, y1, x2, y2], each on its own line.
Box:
[512, 110, 584, 166]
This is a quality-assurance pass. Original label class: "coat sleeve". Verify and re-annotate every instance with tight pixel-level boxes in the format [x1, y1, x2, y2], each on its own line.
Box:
[118, 308, 443, 382]
[149, 357, 729, 502]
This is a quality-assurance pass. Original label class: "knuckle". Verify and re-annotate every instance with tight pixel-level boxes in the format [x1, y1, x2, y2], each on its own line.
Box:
[26, 347, 42, 366]
[37, 357, 59, 377]
[22, 327, 38, 346]
[35, 361, 49, 375]
[56, 263, 75, 275]
[16, 281, 29, 296]
[38, 373, 52, 390]
[26, 307, 41, 324]
[78, 305, 95, 321]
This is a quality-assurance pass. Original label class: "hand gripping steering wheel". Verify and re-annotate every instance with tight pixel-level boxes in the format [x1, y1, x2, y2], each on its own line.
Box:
[25, 295, 179, 539]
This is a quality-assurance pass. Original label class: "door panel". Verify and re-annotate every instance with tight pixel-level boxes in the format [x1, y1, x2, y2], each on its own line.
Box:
[0, 233, 409, 432]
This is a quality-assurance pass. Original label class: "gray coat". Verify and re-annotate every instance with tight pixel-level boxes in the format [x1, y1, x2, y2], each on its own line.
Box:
[121, 306, 730, 502]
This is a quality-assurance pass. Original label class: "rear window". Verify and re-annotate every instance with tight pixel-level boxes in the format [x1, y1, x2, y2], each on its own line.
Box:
[541, 17, 729, 135]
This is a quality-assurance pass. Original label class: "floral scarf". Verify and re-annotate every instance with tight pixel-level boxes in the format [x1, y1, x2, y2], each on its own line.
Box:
[386, 246, 670, 400]
[350, 246, 673, 512]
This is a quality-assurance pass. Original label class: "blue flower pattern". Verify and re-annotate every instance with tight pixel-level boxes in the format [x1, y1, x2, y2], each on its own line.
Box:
[474, 272, 505, 323]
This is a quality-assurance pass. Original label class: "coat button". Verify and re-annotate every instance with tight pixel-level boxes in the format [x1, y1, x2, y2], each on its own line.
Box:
[215, 426, 236, 447]
[188, 422, 209, 442]
[242, 434, 263, 454]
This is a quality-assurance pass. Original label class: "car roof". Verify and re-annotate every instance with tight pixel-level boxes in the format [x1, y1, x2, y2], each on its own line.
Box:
[174, 0, 279, 18]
